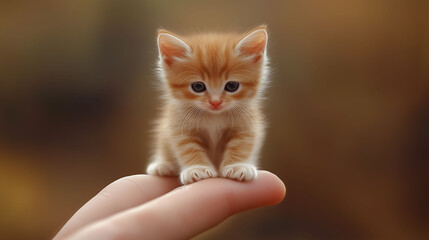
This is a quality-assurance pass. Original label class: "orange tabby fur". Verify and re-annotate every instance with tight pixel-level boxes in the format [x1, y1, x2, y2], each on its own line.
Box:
[147, 26, 269, 184]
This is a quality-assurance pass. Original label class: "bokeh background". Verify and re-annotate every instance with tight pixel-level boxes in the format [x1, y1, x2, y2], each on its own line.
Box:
[1, 0, 428, 239]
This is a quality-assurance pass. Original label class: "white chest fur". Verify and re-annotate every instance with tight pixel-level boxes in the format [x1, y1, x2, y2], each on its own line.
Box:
[201, 113, 228, 145]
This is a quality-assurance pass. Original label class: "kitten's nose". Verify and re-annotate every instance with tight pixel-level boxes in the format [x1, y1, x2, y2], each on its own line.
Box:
[209, 100, 223, 107]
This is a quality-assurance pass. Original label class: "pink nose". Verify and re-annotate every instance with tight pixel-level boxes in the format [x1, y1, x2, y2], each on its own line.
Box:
[209, 100, 223, 107]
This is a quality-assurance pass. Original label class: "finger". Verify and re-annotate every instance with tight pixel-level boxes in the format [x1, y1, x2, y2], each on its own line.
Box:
[54, 175, 180, 240]
[67, 171, 285, 240]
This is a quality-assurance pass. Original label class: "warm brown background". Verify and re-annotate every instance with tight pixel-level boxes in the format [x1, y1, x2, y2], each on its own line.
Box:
[0, 0, 428, 239]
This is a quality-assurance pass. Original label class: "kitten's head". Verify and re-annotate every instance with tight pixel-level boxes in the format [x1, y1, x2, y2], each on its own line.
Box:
[157, 26, 269, 114]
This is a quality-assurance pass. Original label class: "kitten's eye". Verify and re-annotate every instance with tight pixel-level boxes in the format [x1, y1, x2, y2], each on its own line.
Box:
[191, 82, 206, 93]
[224, 81, 239, 92]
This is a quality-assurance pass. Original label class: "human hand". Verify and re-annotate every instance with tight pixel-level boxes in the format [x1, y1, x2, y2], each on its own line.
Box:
[54, 171, 286, 240]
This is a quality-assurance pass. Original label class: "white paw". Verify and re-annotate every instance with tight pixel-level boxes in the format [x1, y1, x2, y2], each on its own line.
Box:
[221, 163, 257, 181]
[180, 165, 218, 185]
[147, 162, 178, 176]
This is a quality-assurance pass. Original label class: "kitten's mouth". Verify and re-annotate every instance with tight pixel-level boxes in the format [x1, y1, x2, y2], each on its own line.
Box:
[206, 105, 224, 112]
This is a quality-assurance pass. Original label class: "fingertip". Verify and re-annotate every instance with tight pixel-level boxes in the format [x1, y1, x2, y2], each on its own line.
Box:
[254, 171, 286, 206]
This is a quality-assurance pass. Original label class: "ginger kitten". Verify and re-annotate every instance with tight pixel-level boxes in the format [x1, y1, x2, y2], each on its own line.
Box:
[147, 25, 269, 184]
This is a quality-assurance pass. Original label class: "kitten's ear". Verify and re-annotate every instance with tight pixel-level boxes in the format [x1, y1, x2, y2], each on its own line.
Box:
[235, 25, 268, 60]
[157, 30, 191, 66]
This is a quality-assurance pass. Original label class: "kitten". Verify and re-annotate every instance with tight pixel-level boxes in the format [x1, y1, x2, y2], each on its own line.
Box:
[146, 25, 269, 184]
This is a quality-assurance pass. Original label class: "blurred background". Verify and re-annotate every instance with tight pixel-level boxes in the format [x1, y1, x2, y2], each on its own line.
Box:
[0, 0, 428, 239]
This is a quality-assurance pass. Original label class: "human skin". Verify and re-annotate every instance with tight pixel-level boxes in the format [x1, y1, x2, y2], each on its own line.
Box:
[54, 171, 286, 240]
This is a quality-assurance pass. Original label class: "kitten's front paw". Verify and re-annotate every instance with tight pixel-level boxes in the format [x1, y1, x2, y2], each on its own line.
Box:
[221, 163, 257, 181]
[147, 162, 178, 176]
[180, 165, 218, 185]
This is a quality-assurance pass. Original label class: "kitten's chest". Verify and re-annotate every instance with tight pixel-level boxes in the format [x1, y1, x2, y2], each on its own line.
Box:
[200, 115, 228, 145]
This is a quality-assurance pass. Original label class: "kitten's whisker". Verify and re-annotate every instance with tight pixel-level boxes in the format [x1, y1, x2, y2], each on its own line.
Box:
[179, 110, 188, 135]
[186, 107, 198, 132]
[186, 108, 197, 134]
[235, 106, 253, 130]
[232, 108, 245, 129]
[226, 110, 234, 127]
[191, 107, 200, 130]
[237, 108, 250, 129]
[193, 107, 201, 131]
[238, 105, 255, 119]
[196, 108, 203, 134]
[180, 106, 196, 135]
